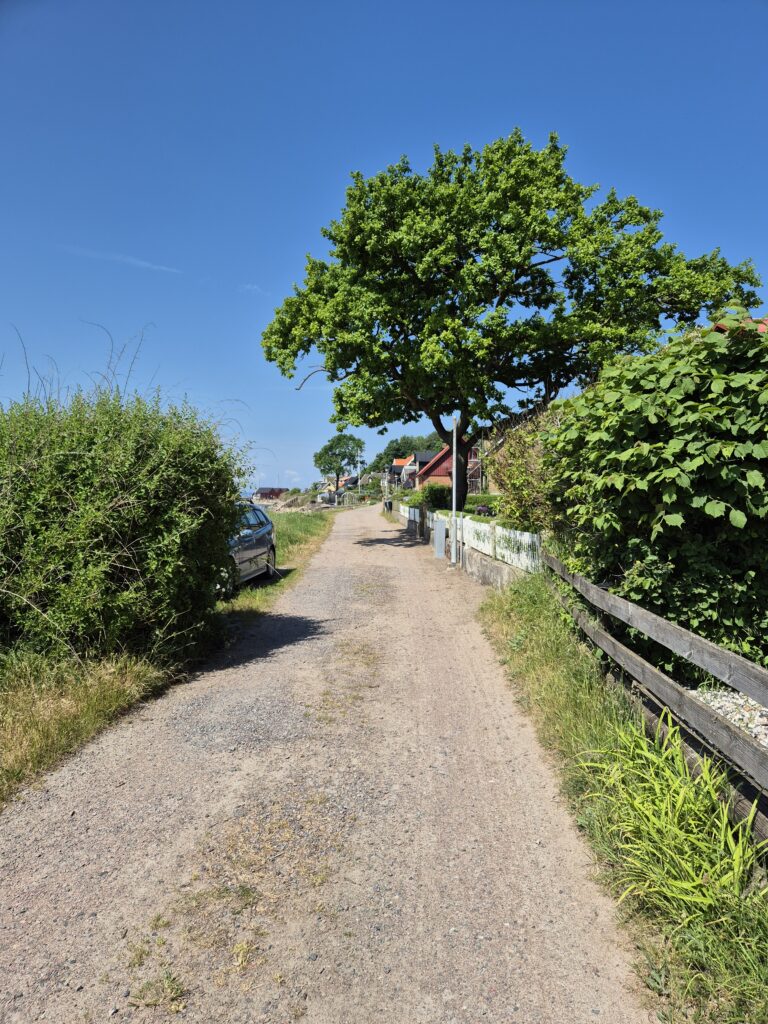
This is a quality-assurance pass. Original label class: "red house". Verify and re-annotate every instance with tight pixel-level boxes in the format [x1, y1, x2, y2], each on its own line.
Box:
[415, 445, 482, 491]
[253, 486, 290, 500]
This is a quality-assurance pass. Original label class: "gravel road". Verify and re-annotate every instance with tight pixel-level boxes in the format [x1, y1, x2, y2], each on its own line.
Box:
[0, 505, 651, 1023]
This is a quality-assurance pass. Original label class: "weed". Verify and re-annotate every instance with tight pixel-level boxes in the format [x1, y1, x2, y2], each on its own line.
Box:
[126, 940, 151, 969]
[130, 970, 187, 1012]
[231, 940, 260, 971]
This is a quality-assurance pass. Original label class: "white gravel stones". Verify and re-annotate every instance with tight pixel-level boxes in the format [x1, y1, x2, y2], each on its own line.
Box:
[692, 688, 768, 748]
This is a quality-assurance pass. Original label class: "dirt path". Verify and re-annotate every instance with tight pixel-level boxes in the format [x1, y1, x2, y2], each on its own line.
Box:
[0, 506, 650, 1024]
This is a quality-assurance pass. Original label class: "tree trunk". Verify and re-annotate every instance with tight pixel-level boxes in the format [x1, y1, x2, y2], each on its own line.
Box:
[453, 442, 471, 511]
[335, 471, 340, 504]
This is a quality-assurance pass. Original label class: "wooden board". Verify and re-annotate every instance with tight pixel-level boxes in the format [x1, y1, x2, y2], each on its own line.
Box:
[604, 672, 768, 843]
[561, 600, 768, 792]
[544, 553, 768, 708]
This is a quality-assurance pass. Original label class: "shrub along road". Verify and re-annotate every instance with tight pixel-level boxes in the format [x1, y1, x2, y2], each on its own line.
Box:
[0, 505, 650, 1023]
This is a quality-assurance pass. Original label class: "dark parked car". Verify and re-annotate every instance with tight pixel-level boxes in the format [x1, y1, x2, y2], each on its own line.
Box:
[222, 502, 276, 597]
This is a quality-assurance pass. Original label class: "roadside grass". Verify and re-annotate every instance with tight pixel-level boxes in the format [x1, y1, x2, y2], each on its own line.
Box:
[481, 574, 768, 1024]
[0, 652, 164, 806]
[0, 511, 334, 808]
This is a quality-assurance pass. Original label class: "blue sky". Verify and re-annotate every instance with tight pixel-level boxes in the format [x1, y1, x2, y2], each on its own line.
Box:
[1, 0, 766, 488]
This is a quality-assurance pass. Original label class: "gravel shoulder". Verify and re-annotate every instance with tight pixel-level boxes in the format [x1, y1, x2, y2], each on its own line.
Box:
[0, 505, 651, 1023]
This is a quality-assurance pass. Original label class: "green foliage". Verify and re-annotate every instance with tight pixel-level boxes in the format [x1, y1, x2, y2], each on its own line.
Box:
[587, 715, 763, 915]
[366, 431, 442, 472]
[313, 432, 364, 490]
[545, 308, 768, 666]
[403, 483, 452, 510]
[483, 576, 768, 1023]
[462, 493, 501, 515]
[263, 129, 759, 506]
[488, 412, 555, 531]
[0, 386, 245, 661]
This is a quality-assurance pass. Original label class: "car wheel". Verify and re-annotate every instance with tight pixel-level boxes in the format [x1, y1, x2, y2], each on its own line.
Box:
[265, 547, 276, 578]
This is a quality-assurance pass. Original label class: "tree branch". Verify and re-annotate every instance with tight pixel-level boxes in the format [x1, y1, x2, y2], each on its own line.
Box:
[294, 366, 329, 391]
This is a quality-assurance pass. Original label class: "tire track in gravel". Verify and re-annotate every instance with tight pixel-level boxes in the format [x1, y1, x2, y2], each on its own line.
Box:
[0, 505, 652, 1023]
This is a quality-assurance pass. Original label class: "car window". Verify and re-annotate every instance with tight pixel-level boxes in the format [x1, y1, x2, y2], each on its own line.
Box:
[241, 507, 260, 528]
[253, 509, 270, 527]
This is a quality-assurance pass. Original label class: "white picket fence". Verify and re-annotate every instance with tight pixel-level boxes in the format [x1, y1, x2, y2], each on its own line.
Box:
[413, 507, 541, 574]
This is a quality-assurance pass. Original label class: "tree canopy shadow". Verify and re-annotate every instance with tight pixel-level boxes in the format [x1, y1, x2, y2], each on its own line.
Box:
[210, 610, 327, 671]
[355, 531, 423, 548]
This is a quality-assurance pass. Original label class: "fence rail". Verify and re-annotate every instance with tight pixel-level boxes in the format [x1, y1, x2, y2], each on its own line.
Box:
[543, 553, 768, 708]
[544, 553, 768, 835]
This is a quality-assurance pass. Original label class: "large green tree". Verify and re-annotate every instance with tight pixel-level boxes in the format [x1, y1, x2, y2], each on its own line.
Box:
[263, 130, 759, 508]
[313, 432, 364, 498]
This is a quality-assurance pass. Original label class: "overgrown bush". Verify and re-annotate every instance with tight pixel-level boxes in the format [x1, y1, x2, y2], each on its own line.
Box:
[486, 411, 555, 532]
[544, 307, 768, 665]
[0, 387, 245, 661]
[402, 483, 452, 510]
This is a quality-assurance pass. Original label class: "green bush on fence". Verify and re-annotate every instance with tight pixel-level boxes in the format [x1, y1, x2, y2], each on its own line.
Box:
[0, 387, 245, 661]
[402, 483, 452, 510]
[486, 412, 554, 532]
[544, 307, 768, 666]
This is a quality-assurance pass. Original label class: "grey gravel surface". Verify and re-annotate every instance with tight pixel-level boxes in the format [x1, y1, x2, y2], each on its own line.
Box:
[0, 506, 651, 1023]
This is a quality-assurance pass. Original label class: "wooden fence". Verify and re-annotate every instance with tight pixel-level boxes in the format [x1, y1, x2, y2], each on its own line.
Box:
[544, 553, 768, 839]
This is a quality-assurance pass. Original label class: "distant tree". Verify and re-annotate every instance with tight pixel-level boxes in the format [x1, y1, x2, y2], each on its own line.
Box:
[263, 131, 759, 509]
[313, 433, 365, 499]
[367, 431, 442, 472]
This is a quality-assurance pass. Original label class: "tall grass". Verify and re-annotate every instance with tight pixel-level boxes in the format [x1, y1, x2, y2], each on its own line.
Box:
[482, 575, 768, 1024]
[0, 651, 164, 805]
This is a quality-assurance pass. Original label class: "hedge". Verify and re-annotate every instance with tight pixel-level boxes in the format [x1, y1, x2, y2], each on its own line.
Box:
[0, 387, 245, 661]
[544, 307, 768, 667]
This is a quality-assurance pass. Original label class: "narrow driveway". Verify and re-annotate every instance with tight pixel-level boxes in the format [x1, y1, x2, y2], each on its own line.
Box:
[0, 505, 649, 1023]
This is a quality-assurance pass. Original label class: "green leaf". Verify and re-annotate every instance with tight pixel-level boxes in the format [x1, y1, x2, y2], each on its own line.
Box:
[704, 500, 726, 518]
[746, 469, 765, 489]
[663, 513, 684, 527]
[729, 508, 747, 528]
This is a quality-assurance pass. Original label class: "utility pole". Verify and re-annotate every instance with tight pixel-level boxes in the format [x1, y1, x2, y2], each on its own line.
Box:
[450, 415, 457, 566]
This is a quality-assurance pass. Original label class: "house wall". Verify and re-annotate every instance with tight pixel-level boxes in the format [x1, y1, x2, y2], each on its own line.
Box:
[417, 473, 452, 488]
